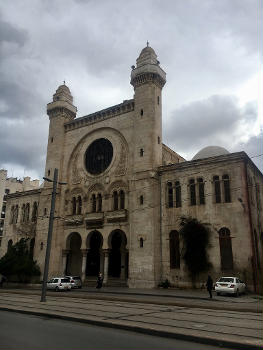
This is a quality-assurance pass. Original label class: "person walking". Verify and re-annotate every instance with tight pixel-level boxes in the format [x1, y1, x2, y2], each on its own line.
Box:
[206, 274, 213, 298]
[96, 272, 103, 289]
[0, 274, 7, 288]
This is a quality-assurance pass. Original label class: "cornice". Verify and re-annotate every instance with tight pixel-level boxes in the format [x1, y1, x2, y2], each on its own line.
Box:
[64, 99, 134, 132]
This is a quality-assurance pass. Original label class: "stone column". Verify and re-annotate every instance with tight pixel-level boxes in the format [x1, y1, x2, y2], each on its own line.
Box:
[81, 249, 88, 283]
[62, 249, 70, 275]
[103, 249, 109, 284]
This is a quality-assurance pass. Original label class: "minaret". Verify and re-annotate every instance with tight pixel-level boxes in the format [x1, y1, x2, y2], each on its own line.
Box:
[129, 45, 166, 288]
[130, 44, 166, 171]
[44, 84, 77, 185]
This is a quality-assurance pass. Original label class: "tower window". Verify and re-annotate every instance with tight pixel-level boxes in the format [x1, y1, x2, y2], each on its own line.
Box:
[140, 237, 144, 248]
[51, 137, 54, 143]
[44, 208, 47, 216]
[48, 170, 50, 176]
[140, 109, 143, 116]
[140, 195, 144, 205]
[158, 136, 160, 144]
[140, 148, 144, 157]
[157, 96, 160, 105]
[40, 242, 44, 250]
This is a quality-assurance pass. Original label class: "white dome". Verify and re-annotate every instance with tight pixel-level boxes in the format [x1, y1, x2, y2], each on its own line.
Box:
[192, 146, 230, 160]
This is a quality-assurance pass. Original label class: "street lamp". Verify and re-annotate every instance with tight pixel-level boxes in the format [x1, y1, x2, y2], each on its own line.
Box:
[40, 168, 66, 302]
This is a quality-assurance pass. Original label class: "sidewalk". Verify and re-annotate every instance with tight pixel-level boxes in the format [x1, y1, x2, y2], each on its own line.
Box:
[0, 287, 262, 349]
[2, 285, 262, 313]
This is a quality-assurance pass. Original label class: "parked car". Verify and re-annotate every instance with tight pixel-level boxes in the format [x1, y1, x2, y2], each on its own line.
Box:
[215, 277, 246, 297]
[47, 277, 71, 291]
[65, 276, 82, 289]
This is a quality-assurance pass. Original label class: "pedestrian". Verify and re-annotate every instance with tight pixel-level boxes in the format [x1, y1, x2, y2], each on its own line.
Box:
[96, 272, 103, 289]
[206, 274, 213, 299]
[0, 274, 7, 288]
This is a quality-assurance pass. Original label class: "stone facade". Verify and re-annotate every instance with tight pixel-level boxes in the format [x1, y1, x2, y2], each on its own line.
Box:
[1, 46, 262, 292]
[0, 169, 39, 247]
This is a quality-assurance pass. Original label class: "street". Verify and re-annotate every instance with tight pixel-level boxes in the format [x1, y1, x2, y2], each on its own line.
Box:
[0, 310, 233, 350]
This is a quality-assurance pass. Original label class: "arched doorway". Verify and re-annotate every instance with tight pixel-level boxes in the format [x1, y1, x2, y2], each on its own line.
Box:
[86, 231, 103, 276]
[66, 232, 82, 275]
[108, 230, 128, 279]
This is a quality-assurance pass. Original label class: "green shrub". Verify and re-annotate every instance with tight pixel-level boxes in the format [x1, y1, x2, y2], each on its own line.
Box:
[0, 238, 40, 283]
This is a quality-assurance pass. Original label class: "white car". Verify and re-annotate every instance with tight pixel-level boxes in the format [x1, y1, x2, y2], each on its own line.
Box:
[215, 277, 246, 297]
[47, 277, 71, 291]
[65, 276, 82, 289]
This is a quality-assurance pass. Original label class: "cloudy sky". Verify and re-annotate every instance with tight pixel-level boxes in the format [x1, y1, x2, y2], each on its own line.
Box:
[0, 0, 262, 180]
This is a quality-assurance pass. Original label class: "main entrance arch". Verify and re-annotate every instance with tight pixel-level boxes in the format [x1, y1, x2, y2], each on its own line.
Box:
[86, 230, 103, 277]
[66, 232, 82, 275]
[108, 230, 128, 279]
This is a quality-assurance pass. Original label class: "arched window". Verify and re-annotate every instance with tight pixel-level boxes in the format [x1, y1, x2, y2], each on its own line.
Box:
[31, 202, 38, 222]
[213, 176, 221, 203]
[21, 204, 26, 222]
[175, 181, 181, 208]
[113, 191, 118, 210]
[140, 237, 144, 248]
[223, 174, 231, 203]
[25, 203, 30, 222]
[92, 194, 96, 213]
[218, 227, 233, 270]
[169, 231, 180, 268]
[97, 193, 102, 212]
[72, 197, 76, 215]
[14, 205, 19, 223]
[10, 206, 15, 224]
[167, 182, 173, 208]
[198, 178, 205, 205]
[120, 190, 125, 209]
[77, 196, 82, 214]
[189, 179, 196, 206]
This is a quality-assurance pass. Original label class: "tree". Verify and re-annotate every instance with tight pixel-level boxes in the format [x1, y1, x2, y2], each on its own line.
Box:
[179, 216, 212, 285]
[0, 238, 40, 283]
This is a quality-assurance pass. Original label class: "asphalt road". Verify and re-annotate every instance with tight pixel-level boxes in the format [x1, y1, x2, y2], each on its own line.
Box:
[0, 310, 232, 350]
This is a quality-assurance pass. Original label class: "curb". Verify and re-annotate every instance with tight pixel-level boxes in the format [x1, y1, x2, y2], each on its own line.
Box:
[0, 306, 261, 350]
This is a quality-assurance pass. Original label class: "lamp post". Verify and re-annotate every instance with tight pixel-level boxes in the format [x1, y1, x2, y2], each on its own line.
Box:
[40, 168, 66, 302]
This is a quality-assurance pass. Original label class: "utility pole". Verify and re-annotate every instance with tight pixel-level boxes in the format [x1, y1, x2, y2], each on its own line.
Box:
[40, 168, 58, 302]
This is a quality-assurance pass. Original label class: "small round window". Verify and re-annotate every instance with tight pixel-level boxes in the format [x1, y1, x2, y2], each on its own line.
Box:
[85, 138, 113, 175]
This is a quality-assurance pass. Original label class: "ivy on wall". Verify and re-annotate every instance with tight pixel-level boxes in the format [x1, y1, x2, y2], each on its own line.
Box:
[179, 216, 212, 283]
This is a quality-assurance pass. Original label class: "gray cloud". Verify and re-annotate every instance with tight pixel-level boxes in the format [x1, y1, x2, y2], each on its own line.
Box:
[0, 0, 261, 179]
[163, 95, 258, 159]
[0, 15, 27, 47]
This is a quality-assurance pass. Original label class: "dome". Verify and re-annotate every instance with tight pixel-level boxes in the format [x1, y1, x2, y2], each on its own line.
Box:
[53, 83, 73, 103]
[192, 146, 230, 160]
[56, 84, 71, 94]
[139, 46, 157, 57]
[136, 45, 158, 67]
